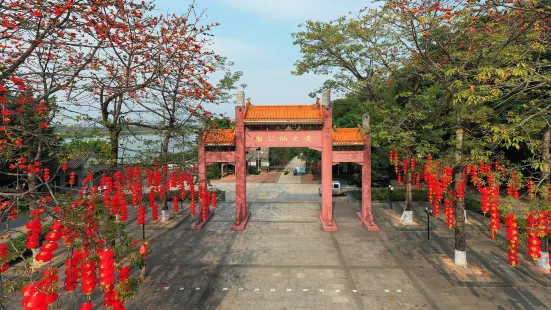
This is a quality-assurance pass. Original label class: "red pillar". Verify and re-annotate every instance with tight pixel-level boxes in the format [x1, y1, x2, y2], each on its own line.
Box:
[191, 130, 213, 230]
[320, 89, 336, 231]
[357, 115, 379, 231]
[231, 91, 250, 231]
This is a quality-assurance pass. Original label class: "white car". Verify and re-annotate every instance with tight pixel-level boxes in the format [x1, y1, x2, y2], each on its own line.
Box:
[318, 181, 346, 196]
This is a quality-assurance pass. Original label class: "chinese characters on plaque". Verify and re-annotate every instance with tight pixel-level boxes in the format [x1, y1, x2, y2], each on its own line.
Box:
[255, 135, 313, 144]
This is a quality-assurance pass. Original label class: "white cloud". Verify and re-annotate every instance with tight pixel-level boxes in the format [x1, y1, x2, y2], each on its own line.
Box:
[216, 0, 372, 22]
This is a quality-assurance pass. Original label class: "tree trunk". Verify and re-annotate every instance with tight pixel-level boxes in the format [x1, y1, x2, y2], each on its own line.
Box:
[401, 153, 414, 224]
[109, 130, 121, 168]
[161, 131, 170, 212]
[540, 125, 551, 268]
[454, 127, 466, 266]
[542, 125, 551, 182]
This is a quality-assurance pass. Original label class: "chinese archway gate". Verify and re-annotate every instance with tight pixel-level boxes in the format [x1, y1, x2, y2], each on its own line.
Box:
[194, 89, 378, 232]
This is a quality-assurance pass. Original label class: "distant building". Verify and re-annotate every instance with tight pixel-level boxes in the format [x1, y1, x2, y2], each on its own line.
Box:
[52, 153, 108, 192]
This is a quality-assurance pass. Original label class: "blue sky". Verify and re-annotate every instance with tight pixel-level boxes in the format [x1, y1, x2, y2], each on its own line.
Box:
[154, 0, 374, 118]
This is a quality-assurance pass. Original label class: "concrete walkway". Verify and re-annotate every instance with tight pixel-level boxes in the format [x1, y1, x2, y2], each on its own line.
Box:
[277, 157, 306, 184]
[113, 183, 550, 310]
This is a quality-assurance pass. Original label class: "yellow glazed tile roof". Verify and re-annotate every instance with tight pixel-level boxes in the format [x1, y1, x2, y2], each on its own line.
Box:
[333, 127, 367, 145]
[203, 129, 235, 146]
[243, 102, 323, 123]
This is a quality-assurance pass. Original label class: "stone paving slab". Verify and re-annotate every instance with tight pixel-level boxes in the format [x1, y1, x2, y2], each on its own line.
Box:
[38, 184, 548, 310]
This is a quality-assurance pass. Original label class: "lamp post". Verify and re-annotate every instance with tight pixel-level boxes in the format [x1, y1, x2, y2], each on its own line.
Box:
[425, 207, 434, 240]
[388, 184, 394, 209]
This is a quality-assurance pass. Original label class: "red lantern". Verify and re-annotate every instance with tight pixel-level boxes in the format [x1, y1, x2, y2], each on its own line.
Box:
[99, 249, 115, 287]
[410, 157, 415, 171]
[119, 200, 128, 222]
[69, 171, 76, 187]
[61, 162, 67, 172]
[80, 302, 93, 310]
[456, 181, 465, 200]
[190, 200, 196, 217]
[402, 159, 408, 174]
[212, 193, 217, 208]
[173, 196, 179, 213]
[138, 206, 145, 226]
[0, 244, 8, 272]
[526, 212, 542, 261]
[527, 179, 535, 199]
[444, 198, 454, 229]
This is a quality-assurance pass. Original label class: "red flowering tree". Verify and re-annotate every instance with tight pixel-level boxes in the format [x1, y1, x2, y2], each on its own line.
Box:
[0, 0, 227, 308]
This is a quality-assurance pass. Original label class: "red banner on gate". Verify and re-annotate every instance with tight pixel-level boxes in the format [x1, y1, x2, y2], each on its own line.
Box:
[245, 130, 323, 148]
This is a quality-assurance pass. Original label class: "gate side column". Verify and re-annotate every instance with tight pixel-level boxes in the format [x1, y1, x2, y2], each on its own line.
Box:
[357, 115, 379, 231]
[231, 91, 250, 231]
[191, 131, 213, 230]
[320, 89, 336, 232]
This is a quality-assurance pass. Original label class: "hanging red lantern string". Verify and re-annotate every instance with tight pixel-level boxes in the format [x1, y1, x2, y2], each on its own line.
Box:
[388, 150, 393, 164]
[488, 185, 500, 240]
[410, 157, 415, 171]
[169, 172, 176, 189]
[212, 192, 217, 208]
[36, 220, 63, 265]
[103, 282, 115, 308]
[505, 213, 520, 266]
[402, 159, 407, 174]
[69, 171, 76, 187]
[526, 212, 542, 261]
[0, 244, 8, 273]
[21, 282, 48, 309]
[416, 173, 421, 191]
[159, 185, 165, 200]
[25, 218, 41, 250]
[527, 179, 535, 199]
[119, 200, 128, 222]
[81, 260, 97, 296]
[190, 200, 196, 217]
[138, 206, 145, 226]
[397, 173, 402, 184]
[152, 203, 159, 221]
[480, 187, 489, 214]
[63, 250, 84, 292]
[43, 168, 50, 182]
[444, 198, 454, 228]
[61, 162, 67, 172]
[180, 187, 186, 201]
[173, 196, 179, 213]
[456, 181, 465, 200]
[99, 249, 115, 289]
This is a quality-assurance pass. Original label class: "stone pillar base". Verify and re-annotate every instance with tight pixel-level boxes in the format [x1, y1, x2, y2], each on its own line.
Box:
[536, 251, 550, 272]
[455, 250, 467, 267]
[230, 211, 251, 231]
[161, 210, 172, 222]
[191, 210, 215, 231]
[320, 212, 338, 232]
[400, 210, 414, 225]
[356, 212, 379, 231]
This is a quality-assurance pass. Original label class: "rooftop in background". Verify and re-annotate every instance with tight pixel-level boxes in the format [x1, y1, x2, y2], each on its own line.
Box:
[332, 126, 367, 145]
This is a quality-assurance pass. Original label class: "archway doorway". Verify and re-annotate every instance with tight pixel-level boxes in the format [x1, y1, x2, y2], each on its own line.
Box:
[197, 90, 379, 233]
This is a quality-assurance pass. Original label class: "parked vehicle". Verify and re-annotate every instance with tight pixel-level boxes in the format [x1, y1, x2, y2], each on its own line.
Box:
[318, 181, 351, 196]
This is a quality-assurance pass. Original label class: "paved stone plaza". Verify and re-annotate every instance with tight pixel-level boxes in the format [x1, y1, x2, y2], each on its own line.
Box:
[126, 184, 551, 310]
